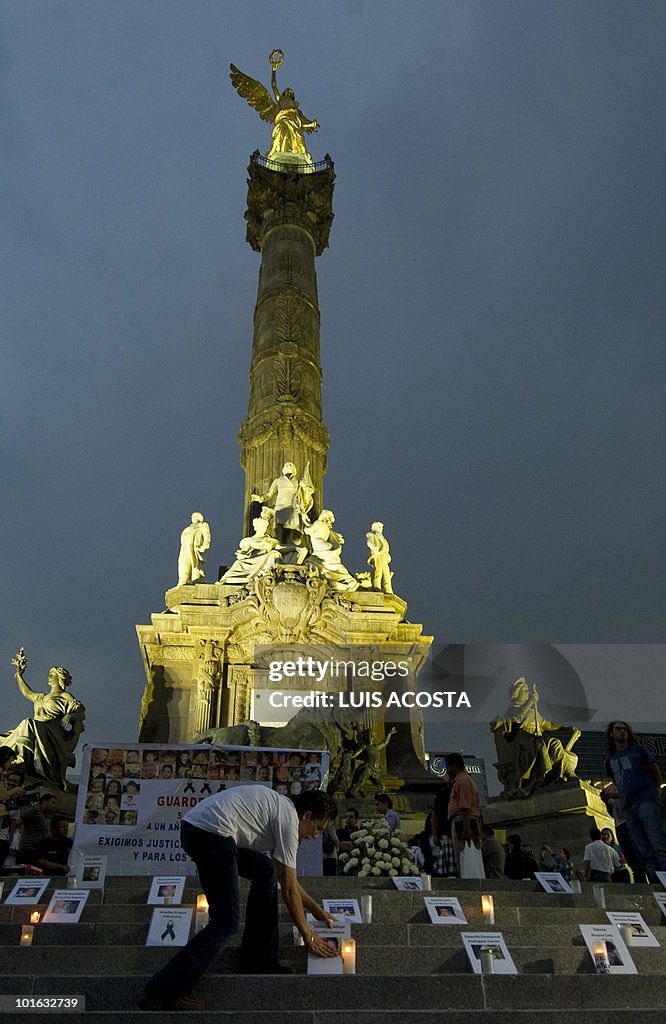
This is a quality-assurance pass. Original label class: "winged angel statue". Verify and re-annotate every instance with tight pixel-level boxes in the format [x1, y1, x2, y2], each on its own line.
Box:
[230, 50, 319, 165]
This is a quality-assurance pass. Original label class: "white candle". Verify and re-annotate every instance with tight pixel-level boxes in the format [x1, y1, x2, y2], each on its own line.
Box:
[67, 876, 78, 889]
[593, 945, 610, 974]
[20, 926, 34, 946]
[480, 947, 495, 974]
[570, 880, 582, 894]
[481, 894, 495, 925]
[361, 894, 372, 923]
[619, 925, 633, 947]
[195, 894, 209, 933]
[420, 873, 432, 891]
[292, 926, 304, 945]
[342, 938, 356, 975]
[592, 886, 606, 909]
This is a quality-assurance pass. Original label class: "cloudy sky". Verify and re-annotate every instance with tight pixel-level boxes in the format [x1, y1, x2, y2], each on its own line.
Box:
[2, 2, 665, 763]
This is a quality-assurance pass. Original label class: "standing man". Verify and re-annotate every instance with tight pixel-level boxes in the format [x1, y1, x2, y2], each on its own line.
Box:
[17, 793, 57, 864]
[582, 827, 620, 882]
[445, 752, 482, 872]
[140, 787, 338, 1012]
[604, 720, 666, 882]
[177, 512, 211, 586]
[336, 808, 359, 855]
[366, 522, 393, 594]
[481, 824, 506, 879]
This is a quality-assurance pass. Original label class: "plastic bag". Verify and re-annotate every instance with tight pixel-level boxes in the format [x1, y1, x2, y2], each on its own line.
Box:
[459, 841, 485, 879]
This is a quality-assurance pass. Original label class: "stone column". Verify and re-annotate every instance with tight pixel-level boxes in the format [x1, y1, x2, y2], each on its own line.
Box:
[194, 640, 222, 736]
[238, 153, 335, 532]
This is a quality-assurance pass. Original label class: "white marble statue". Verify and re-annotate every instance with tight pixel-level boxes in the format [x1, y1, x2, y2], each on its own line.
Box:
[305, 510, 359, 591]
[220, 508, 280, 585]
[366, 521, 394, 593]
[1, 647, 85, 791]
[251, 461, 314, 563]
[177, 512, 211, 586]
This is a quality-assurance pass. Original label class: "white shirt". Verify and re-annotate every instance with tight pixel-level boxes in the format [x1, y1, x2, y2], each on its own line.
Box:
[583, 839, 620, 875]
[184, 785, 299, 868]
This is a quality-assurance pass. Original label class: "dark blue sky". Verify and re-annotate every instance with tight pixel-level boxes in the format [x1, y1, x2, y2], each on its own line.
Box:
[2, 2, 665, 759]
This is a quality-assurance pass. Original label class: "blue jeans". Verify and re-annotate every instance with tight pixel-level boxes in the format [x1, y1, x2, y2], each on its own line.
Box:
[146, 821, 279, 998]
[623, 799, 666, 882]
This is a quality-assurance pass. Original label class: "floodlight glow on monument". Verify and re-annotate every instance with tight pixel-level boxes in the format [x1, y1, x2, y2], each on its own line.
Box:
[135, 48, 434, 803]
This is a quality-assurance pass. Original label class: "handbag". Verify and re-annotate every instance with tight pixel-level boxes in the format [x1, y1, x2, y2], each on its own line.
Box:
[459, 840, 485, 879]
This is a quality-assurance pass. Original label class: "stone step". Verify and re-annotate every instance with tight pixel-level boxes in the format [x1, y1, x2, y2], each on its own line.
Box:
[5, 1015, 666, 1024]
[1, 920, 664, 949]
[4, 974, 666, 1013]
[4, 901, 664, 930]
[0, 943, 664, 975]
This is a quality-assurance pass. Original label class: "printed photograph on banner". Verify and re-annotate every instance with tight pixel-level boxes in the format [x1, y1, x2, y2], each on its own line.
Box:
[42, 889, 90, 923]
[5, 878, 51, 905]
[606, 912, 659, 947]
[71, 743, 330, 876]
[579, 924, 637, 974]
[534, 872, 573, 895]
[76, 855, 108, 889]
[146, 907, 194, 946]
[392, 876, 423, 891]
[147, 875, 187, 905]
[306, 921, 348, 975]
[424, 896, 467, 925]
[461, 932, 517, 975]
[322, 898, 362, 923]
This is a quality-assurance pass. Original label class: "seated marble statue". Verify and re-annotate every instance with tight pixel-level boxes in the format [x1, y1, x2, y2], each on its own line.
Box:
[219, 508, 280, 585]
[304, 510, 359, 591]
[177, 512, 211, 586]
[1, 648, 85, 791]
[490, 677, 580, 798]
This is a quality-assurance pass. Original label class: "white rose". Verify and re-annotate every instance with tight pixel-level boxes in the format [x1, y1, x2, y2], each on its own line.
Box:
[389, 869, 398, 876]
[391, 857, 401, 867]
[371, 866, 381, 876]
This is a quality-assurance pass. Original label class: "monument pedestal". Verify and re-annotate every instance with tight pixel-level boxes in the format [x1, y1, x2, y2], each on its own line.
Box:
[483, 779, 614, 859]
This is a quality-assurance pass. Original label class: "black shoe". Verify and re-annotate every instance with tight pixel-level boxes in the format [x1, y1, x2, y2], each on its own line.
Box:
[139, 989, 204, 1011]
[240, 961, 294, 975]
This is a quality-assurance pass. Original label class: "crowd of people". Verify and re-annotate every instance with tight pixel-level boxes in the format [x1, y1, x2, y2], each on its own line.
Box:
[2, 720, 666, 1012]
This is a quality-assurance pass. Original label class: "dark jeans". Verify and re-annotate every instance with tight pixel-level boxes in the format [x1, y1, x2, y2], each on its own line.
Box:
[617, 821, 647, 884]
[146, 821, 279, 998]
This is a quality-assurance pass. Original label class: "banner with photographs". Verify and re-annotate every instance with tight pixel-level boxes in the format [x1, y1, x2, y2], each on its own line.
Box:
[71, 742, 329, 876]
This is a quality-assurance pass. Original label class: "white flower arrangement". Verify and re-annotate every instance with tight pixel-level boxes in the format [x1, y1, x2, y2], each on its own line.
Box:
[338, 818, 420, 877]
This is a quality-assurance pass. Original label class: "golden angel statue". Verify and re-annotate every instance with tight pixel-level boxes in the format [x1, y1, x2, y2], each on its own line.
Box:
[230, 49, 319, 165]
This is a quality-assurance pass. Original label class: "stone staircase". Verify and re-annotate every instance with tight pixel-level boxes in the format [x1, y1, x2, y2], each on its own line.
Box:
[2, 875, 666, 1021]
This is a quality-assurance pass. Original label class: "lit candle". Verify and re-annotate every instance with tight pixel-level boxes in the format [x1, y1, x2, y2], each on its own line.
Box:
[20, 926, 34, 946]
[67, 875, 78, 890]
[481, 894, 495, 925]
[30, 911, 41, 925]
[361, 894, 372, 924]
[593, 944, 610, 974]
[479, 947, 495, 975]
[341, 938, 356, 975]
[195, 893, 209, 933]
